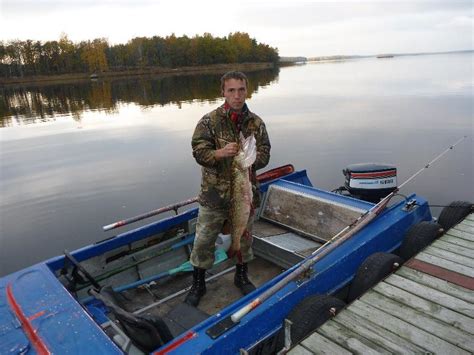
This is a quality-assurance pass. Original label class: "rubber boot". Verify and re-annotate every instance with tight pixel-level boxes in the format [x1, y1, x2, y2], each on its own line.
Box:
[184, 267, 206, 307]
[234, 263, 256, 295]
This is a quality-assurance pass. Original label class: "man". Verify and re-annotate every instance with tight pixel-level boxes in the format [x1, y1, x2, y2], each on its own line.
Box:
[185, 71, 271, 307]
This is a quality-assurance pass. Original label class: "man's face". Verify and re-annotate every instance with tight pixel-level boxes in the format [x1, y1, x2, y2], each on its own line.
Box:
[222, 78, 247, 111]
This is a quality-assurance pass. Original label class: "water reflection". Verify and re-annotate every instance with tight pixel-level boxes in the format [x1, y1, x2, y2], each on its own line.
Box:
[1, 54, 472, 277]
[0, 68, 279, 127]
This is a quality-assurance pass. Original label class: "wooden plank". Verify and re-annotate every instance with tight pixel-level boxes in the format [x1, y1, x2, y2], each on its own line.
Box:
[444, 231, 474, 246]
[385, 273, 474, 317]
[373, 281, 474, 334]
[423, 246, 474, 268]
[333, 308, 428, 353]
[298, 332, 352, 355]
[458, 219, 474, 228]
[349, 300, 470, 355]
[288, 344, 315, 355]
[432, 239, 473, 258]
[404, 259, 474, 291]
[397, 266, 474, 303]
[452, 223, 474, 235]
[360, 292, 474, 351]
[317, 320, 391, 355]
[415, 253, 474, 277]
[461, 214, 474, 221]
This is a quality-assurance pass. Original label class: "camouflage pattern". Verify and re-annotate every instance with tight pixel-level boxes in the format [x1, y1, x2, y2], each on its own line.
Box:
[191, 103, 271, 210]
[190, 205, 254, 269]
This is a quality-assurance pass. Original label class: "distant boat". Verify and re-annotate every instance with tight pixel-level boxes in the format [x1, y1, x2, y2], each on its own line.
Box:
[376, 55, 394, 59]
[90, 73, 99, 79]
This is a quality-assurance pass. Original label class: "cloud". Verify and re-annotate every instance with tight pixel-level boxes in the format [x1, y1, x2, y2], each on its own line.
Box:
[1, 0, 472, 55]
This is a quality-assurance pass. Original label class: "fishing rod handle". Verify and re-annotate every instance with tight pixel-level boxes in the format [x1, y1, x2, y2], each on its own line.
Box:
[231, 299, 262, 323]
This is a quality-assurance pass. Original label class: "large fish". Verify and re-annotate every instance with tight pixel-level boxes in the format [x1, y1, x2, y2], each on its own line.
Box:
[228, 132, 257, 259]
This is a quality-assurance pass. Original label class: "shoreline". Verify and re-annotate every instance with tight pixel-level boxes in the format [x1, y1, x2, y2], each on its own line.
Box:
[0, 62, 275, 86]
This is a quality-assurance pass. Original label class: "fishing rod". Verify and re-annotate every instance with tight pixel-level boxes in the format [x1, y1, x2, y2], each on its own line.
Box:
[102, 164, 294, 231]
[102, 197, 198, 231]
[73, 235, 196, 291]
[231, 135, 467, 323]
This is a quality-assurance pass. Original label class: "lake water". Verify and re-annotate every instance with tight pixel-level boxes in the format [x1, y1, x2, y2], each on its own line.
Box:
[1, 53, 472, 276]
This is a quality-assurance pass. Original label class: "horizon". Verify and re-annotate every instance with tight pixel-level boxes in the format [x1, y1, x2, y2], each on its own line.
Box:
[286, 48, 474, 59]
[1, 31, 473, 59]
[1, 0, 472, 57]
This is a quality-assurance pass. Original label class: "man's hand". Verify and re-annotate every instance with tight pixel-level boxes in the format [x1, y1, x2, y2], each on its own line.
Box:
[215, 143, 239, 160]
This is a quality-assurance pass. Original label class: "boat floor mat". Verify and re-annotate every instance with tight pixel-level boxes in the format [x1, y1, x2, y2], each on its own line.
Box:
[163, 302, 210, 337]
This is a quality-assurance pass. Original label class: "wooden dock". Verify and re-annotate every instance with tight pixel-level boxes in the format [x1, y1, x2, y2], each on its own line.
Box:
[289, 213, 474, 355]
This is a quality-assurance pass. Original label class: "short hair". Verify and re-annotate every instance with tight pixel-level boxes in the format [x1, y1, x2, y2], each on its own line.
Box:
[220, 71, 249, 92]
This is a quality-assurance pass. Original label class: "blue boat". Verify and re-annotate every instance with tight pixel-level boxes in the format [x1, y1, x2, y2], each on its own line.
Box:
[0, 165, 435, 354]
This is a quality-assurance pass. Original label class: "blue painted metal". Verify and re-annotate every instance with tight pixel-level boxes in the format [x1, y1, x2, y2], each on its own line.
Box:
[162, 193, 432, 354]
[0, 169, 433, 354]
[46, 209, 199, 271]
[46, 170, 308, 272]
[0, 264, 122, 354]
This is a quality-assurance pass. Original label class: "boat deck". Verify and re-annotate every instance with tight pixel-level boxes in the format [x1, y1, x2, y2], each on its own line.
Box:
[289, 213, 474, 355]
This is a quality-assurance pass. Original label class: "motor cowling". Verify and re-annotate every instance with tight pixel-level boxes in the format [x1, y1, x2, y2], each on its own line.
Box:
[343, 163, 397, 203]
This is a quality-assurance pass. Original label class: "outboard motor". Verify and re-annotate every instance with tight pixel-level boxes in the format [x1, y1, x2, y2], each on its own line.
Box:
[341, 163, 397, 203]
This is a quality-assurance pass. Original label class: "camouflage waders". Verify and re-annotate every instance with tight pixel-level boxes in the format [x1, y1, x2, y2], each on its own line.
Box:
[186, 100, 269, 304]
[190, 205, 254, 269]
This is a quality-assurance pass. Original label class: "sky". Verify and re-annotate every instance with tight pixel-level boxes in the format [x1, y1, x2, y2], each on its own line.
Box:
[0, 0, 472, 57]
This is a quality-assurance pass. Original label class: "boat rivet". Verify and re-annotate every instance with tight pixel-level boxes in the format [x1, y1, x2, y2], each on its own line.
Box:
[393, 262, 400, 268]
[329, 307, 337, 316]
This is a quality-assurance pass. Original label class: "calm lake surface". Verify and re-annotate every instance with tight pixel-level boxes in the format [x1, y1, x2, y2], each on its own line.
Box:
[1, 53, 473, 276]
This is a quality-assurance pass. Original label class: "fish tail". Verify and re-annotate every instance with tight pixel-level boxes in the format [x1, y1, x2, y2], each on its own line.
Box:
[237, 250, 243, 264]
[226, 248, 243, 264]
[227, 247, 236, 259]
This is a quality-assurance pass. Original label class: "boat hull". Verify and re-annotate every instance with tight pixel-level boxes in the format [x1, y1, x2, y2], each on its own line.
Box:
[0, 170, 432, 354]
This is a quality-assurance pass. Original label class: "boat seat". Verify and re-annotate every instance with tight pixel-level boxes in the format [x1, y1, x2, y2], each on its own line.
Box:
[91, 287, 173, 352]
[260, 183, 366, 242]
[90, 287, 209, 352]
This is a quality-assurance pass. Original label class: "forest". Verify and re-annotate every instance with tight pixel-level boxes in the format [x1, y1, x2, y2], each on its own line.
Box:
[0, 32, 279, 78]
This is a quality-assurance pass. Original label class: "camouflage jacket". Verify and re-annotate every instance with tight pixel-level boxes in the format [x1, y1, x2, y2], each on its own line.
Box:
[192, 103, 271, 209]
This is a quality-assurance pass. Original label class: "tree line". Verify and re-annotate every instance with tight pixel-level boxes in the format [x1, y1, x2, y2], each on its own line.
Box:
[0, 32, 279, 78]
